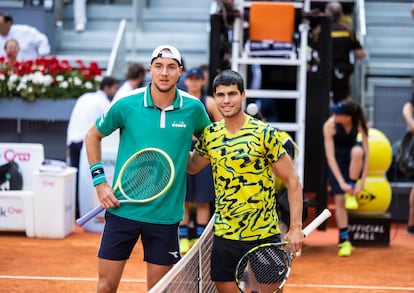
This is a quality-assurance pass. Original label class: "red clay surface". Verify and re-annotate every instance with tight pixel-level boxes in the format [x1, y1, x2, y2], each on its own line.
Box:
[1, 217, 413, 292]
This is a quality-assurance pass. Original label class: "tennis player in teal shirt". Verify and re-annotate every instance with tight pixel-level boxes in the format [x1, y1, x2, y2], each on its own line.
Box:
[83, 45, 211, 292]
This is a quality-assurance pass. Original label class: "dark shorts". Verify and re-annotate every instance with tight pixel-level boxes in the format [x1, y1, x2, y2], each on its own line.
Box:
[210, 234, 281, 282]
[186, 164, 215, 203]
[68, 141, 83, 170]
[98, 212, 181, 265]
[328, 142, 363, 196]
[186, 140, 215, 203]
[328, 155, 351, 196]
[331, 69, 351, 103]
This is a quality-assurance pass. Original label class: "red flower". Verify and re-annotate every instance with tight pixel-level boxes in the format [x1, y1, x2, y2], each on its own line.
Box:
[0, 56, 103, 101]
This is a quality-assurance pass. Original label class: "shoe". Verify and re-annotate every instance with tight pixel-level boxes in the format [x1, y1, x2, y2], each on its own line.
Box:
[75, 23, 85, 33]
[345, 193, 358, 210]
[179, 238, 191, 254]
[406, 225, 414, 236]
[190, 238, 199, 247]
[338, 241, 353, 257]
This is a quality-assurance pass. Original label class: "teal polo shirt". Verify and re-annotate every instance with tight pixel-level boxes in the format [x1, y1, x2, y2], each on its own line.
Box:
[95, 84, 211, 224]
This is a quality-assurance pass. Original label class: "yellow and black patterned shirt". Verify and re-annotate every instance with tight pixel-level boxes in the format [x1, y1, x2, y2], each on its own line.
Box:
[195, 116, 286, 241]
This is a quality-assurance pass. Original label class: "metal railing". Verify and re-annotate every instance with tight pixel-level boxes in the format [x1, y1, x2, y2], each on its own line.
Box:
[105, 19, 127, 79]
[105, 0, 147, 78]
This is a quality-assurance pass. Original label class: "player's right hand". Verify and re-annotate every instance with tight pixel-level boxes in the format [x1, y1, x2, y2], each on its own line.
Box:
[96, 183, 120, 209]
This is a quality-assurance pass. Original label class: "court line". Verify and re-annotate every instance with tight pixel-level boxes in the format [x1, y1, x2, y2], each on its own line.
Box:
[2, 275, 414, 291]
[287, 283, 414, 291]
[0, 275, 146, 283]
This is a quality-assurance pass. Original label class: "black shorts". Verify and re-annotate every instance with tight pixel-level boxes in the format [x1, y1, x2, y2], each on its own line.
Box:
[98, 212, 181, 265]
[210, 234, 281, 282]
[331, 69, 351, 103]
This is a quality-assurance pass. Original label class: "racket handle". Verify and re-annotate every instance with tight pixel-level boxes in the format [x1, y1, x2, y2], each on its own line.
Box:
[76, 205, 104, 227]
[303, 208, 332, 237]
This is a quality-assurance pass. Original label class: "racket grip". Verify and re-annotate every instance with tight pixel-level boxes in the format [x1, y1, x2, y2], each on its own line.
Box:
[76, 205, 104, 227]
[303, 208, 332, 237]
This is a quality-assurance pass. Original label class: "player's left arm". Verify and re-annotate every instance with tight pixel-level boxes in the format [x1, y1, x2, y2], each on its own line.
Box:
[272, 154, 304, 253]
[188, 120, 211, 174]
[187, 150, 210, 175]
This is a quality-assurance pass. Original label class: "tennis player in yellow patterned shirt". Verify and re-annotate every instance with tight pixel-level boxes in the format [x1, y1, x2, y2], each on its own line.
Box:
[187, 69, 304, 293]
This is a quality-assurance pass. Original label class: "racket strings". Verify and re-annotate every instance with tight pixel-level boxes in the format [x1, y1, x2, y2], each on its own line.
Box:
[119, 152, 172, 200]
[238, 246, 289, 286]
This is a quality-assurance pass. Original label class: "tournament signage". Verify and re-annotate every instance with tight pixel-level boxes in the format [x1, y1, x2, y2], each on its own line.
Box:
[348, 214, 391, 246]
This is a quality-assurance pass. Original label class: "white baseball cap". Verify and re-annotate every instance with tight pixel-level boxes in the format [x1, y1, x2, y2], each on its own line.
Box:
[151, 45, 182, 65]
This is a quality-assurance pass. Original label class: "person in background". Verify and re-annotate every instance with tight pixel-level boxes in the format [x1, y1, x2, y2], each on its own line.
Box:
[401, 95, 414, 235]
[0, 13, 51, 61]
[3, 38, 19, 69]
[187, 69, 304, 293]
[325, 1, 366, 103]
[111, 62, 147, 105]
[73, 0, 87, 32]
[54, 0, 70, 27]
[66, 76, 119, 218]
[179, 67, 222, 254]
[199, 63, 210, 95]
[72, 0, 114, 32]
[176, 57, 187, 91]
[83, 45, 211, 291]
[323, 99, 369, 256]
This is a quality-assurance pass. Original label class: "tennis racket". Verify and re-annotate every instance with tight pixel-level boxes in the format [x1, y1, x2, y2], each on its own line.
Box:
[76, 148, 175, 227]
[235, 208, 332, 293]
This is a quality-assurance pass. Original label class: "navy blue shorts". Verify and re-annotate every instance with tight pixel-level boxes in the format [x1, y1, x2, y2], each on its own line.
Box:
[186, 164, 215, 203]
[210, 234, 281, 282]
[328, 142, 363, 196]
[328, 155, 351, 195]
[186, 139, 215, 203]
[98, 212, 181, 265]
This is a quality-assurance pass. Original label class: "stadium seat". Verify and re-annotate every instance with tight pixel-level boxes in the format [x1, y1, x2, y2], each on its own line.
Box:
[244, 2, 296, 57]
[249, 2, 295, 43]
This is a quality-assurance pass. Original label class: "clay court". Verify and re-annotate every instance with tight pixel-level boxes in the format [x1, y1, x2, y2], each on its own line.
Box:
[1, 216, 413, 293]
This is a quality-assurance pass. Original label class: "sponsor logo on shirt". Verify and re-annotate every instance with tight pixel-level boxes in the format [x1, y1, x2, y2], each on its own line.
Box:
[98, 114, 106, 127]
[172, 121, 187, 128]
